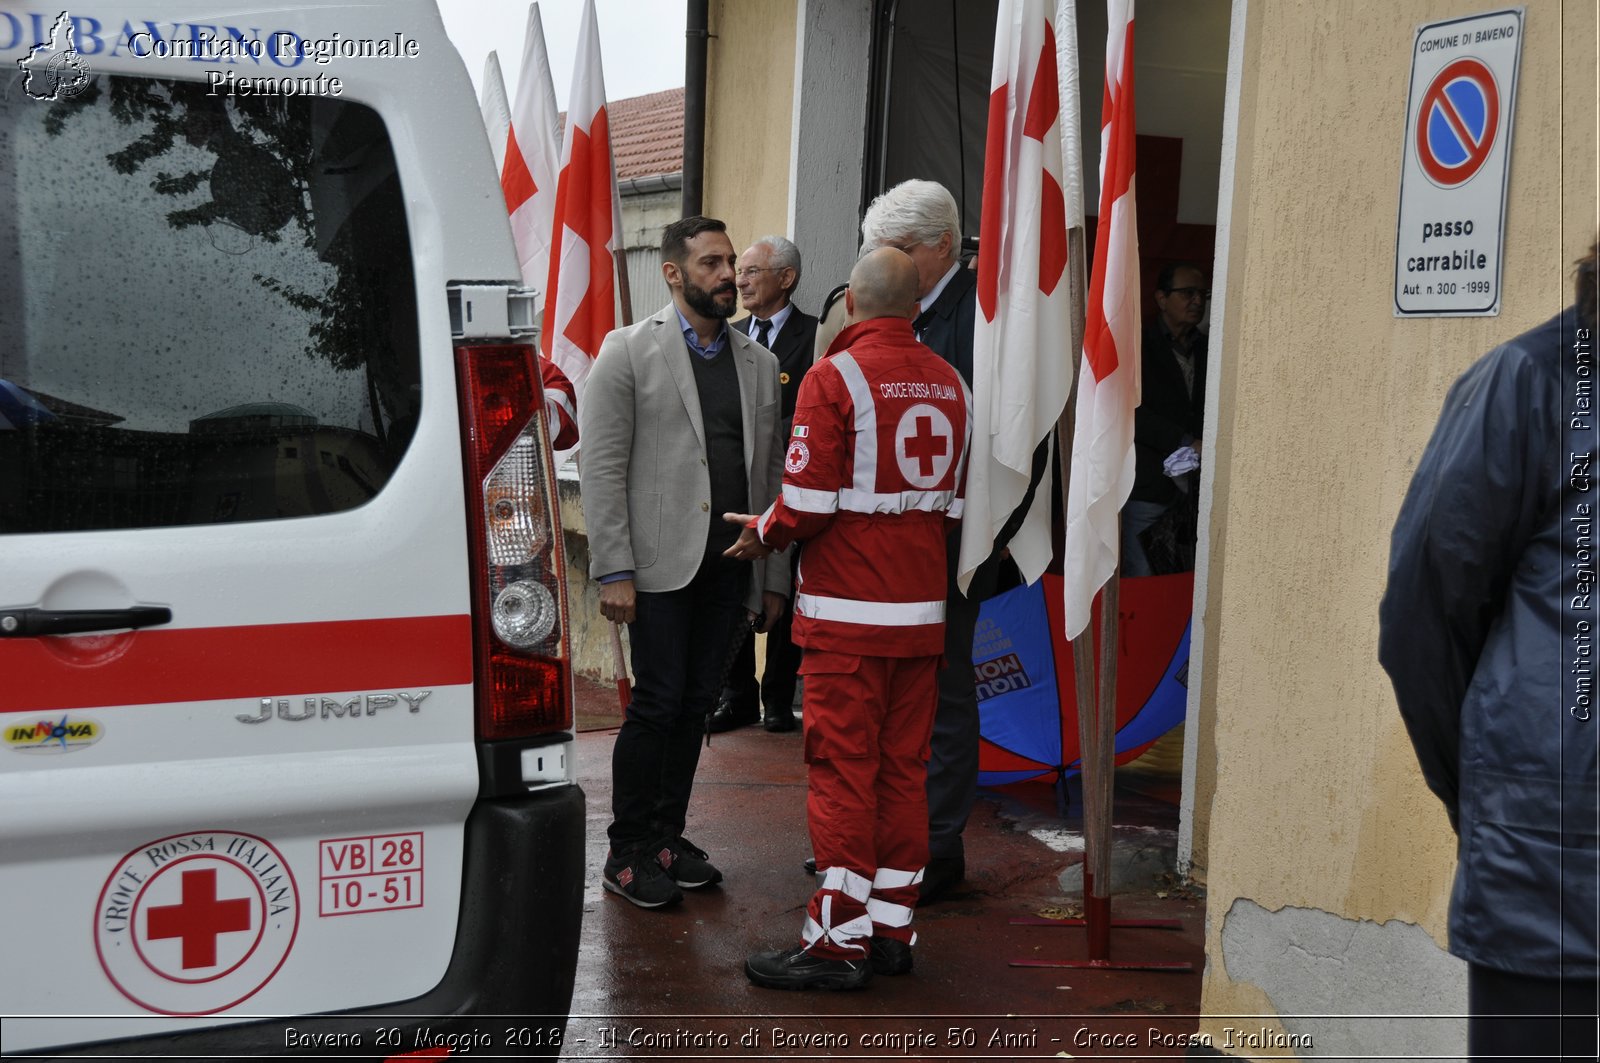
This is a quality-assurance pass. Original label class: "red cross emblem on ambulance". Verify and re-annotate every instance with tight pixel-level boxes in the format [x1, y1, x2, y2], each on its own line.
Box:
[95, 830, 299, 1015]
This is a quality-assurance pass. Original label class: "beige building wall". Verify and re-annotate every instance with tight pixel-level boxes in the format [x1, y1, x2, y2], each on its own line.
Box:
[1195, 0, 1597, 1054]
[704, 0, 798, 250]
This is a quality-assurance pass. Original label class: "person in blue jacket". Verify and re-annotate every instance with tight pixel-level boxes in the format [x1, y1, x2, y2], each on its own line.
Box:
[1379, 241, 1598, 1060]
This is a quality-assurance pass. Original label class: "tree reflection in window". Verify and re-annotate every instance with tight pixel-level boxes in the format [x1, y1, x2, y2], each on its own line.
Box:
[43, 77, 420, 454]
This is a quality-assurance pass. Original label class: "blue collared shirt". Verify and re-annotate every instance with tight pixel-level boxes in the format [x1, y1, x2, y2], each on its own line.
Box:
[676, 307, 730, 360]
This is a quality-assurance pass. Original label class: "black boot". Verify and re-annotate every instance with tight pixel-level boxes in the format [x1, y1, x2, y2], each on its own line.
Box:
[745, 945, 871, 991]
[870, 936, 913, 975]
[918, 854, 965, 905]
[762, 705, 797, 732]
[707, 696, 758, 733]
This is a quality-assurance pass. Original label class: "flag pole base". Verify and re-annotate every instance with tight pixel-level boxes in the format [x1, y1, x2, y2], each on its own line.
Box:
[1009, 916, 1185, 930]
[1008, 892, 1190, 971]
[1009, 958, 1194, 972]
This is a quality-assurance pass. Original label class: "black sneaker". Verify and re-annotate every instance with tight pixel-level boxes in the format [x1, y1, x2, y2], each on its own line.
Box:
[869, 936, 913, 976]
[652, 835, 723, 889]
[649, 832, 726, 890]
[745, 945, 872, 991]
[602, 848, 683, 909]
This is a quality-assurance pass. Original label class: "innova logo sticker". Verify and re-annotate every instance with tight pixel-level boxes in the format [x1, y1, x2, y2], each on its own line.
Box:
[95, 831, 299, 1015]
[5, 714, 103, 754]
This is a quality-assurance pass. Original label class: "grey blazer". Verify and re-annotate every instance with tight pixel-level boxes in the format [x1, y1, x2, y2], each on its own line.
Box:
[579, 302, 789, 611]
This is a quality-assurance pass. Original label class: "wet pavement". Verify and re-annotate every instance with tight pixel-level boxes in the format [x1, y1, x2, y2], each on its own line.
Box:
[559, 676, 1204, 1062]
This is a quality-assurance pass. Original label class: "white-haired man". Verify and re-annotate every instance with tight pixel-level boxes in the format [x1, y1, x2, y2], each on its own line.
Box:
[855, 179, 1007, 904]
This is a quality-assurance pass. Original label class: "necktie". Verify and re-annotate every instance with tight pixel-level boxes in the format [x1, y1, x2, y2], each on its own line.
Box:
[753, 318, 772, 348]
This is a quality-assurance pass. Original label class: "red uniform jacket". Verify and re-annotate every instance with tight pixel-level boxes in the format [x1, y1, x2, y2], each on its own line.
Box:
[539, 356, 578, 450]
[755, 317, 971, 657]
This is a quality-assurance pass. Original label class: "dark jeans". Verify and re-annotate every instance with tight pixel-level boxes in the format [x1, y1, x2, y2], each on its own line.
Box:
[607, 556, 747, 852]
[1469, 964, 1598, 1061]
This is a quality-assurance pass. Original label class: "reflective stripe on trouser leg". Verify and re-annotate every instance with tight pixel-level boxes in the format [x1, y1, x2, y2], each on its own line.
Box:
[801, 866, 873, 957]
[871, 655, 939, 945]
[802, 657, 884, 960]
[804, 654, 939, 954]
[868, 867, 921, 947]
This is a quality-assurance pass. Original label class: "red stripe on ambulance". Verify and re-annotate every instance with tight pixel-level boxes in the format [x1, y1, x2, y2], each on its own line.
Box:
[1, 615, 473, 714]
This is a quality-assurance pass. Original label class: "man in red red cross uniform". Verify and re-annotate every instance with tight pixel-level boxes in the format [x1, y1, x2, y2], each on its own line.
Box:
[725, 247, 971, 991]
[539, 355, 579, 451]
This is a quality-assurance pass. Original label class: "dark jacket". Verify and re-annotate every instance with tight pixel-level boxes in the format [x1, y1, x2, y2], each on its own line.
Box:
[911, 262, 1034, 602]
[735, 306, 818, 425]
[913, 265, 978, 386]
[1132, 318, 1207, 505]
[1379, 306, 1598, 978]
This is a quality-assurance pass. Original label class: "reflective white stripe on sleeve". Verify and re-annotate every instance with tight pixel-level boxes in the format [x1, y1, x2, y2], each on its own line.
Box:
[952, 373, 973, 498]
[547, 388, 577, 424]
[783, 483, 838, 513]
[830, 353, 879, 496]
[871, 867, 924, 890]
[796, 594, 946, 627]
[755, 498, 780, 543]
[866, 896, 915, 928]
[838, 487, 957, 514]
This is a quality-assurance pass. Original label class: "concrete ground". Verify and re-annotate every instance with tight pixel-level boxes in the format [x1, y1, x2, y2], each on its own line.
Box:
[557, 677, 1206, 1061]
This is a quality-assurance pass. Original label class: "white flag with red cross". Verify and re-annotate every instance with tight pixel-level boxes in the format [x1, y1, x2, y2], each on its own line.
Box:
[1062, 0, 1139, 639]
[541, 0, 623, 396]
[960, 0, 1082, 593]
[500, 3, 563, 298]
[479, 51, 511, 177]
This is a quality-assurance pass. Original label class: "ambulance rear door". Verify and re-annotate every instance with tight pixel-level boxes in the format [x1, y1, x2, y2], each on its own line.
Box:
[0, 3, 505, 1048]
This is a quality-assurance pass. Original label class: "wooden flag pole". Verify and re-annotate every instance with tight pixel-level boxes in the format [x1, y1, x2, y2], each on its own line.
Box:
[1088, 550, 1120, 958]
[1013, 232, 1190, 974]
[1059, 228, 1103, 907]
[612, 247, 635, 327]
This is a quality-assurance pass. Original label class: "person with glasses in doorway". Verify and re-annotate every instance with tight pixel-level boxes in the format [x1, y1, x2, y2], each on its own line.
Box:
[709, 235, 819, 734]
[1123, 262, 1212, 577]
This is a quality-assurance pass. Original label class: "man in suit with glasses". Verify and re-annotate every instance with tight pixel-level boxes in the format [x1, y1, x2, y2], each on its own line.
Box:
[709, 235, 819, 734]
[1124, 262, 1211, 577]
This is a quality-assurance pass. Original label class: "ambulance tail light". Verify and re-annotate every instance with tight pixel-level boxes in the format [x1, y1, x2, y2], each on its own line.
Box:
[455, 341, 573, 742]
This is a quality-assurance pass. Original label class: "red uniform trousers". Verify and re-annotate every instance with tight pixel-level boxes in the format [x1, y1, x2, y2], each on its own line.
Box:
[798, 650, 939, 960]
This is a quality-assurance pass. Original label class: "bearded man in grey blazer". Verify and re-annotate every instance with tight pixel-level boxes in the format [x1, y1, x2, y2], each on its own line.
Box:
[580, 215, 788, 910]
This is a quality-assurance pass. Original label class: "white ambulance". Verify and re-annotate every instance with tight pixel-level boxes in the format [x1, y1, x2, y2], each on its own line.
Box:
[0, 3, 583, 1056]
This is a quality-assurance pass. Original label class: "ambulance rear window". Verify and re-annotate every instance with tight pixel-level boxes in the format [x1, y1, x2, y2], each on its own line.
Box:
[0, 75, 421, 532]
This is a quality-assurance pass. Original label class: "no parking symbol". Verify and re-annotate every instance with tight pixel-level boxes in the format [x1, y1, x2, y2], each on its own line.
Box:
[1416, 58, 1500, 188]
[1394, 8, 1522, 317]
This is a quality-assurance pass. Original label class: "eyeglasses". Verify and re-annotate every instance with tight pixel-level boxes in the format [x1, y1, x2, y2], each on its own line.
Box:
[736, 266, 781, 280]
[1165, 286, 1211, 301]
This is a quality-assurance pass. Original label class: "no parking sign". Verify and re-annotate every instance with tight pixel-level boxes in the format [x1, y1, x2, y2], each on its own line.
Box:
[1395, 8, 1522, 316]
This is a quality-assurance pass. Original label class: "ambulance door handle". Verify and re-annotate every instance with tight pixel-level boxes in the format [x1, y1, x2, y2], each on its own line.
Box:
[0, 606, 173, 638]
